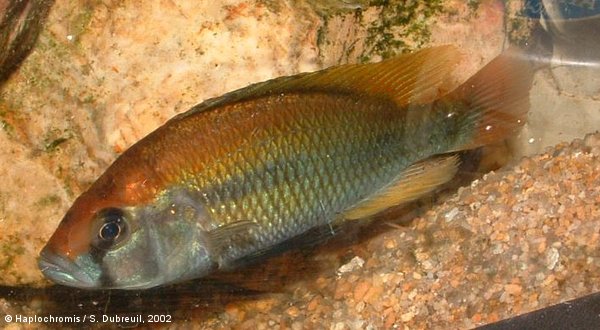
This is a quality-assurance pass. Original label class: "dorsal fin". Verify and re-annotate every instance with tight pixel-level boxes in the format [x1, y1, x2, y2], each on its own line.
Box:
[177, 46, 462, 120]
[343, 155, 460, 220]
[261, 45, 461, 105]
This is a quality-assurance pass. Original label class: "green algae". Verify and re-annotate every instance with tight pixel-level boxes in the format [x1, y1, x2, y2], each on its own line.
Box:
[0, 119, 15, 136]
[467, 0, 481, 14]
[504, 0, 537, 47]
[260, 0, 368, 15]
[35, 194, 61, 208]
[66, 2, 96, 44]
[360, 0, 445, 61]
[260, 1, 446, 65]
[43, 136, 70, 153]
[0, 235, 25, 272]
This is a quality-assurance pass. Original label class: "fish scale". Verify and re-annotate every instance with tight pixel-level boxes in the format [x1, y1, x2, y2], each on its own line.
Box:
[190, 95, 422, 263]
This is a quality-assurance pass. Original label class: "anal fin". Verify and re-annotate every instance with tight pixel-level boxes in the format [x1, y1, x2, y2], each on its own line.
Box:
[343, 155, 460, 220]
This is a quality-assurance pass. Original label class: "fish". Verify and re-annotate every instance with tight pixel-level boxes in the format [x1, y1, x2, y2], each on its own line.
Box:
[38, 45, 533, 290]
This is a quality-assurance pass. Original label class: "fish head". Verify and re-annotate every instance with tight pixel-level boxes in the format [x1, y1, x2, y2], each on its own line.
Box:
[38, 166, 215, 290]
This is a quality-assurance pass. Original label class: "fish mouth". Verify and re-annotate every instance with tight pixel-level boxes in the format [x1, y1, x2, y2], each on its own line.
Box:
[38, 248, 99, 289]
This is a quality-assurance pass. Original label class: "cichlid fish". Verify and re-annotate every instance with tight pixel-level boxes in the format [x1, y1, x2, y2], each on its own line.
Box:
[38, 46, 533, 289]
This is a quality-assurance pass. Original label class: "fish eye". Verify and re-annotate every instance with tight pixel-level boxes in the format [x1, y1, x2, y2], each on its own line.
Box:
[93, 208, 129, 249]
[99, 220, 121, 241]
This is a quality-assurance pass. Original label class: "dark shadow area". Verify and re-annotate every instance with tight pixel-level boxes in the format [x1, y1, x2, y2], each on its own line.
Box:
[479, 291, 600, 330]
[1, 279, 268, 328]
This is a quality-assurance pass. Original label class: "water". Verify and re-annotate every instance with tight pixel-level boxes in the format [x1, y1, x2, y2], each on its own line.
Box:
[1, 0, 599, 328]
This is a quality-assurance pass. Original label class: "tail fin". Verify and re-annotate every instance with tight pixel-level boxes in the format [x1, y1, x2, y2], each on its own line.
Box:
[443, 47, 535, 151]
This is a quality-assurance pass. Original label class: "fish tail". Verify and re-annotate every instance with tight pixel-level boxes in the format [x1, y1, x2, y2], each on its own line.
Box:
[442, 47, 535, 151]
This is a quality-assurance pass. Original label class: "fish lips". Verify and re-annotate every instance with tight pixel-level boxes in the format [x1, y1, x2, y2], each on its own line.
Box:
[38, 248, 99, 289]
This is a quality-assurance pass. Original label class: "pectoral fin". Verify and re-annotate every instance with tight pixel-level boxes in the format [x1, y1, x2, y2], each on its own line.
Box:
[343, 155, 460, 220]
[199, 220, 259, 270]
[207, 220, 259, 243]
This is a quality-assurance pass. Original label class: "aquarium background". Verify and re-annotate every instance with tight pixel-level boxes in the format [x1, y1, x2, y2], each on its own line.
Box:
[1, 0, 599, 328]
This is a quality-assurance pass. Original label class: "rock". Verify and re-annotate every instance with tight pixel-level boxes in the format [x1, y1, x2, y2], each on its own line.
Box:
[337, 256, 365, 274]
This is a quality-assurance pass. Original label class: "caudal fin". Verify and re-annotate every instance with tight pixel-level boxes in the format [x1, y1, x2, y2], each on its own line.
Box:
[444, 47, 535, 151]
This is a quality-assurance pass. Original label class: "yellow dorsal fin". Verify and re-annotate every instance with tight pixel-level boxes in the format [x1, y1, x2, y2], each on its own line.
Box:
[278, 45, 461, 105]
[343, 154, 460, 220]
[180, 46, 461, 120]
